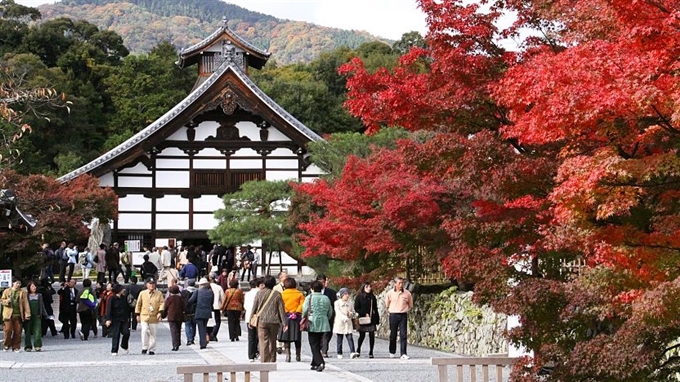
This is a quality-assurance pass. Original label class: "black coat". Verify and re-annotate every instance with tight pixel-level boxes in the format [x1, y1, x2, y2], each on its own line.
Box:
[105, 294, 130, 322]
[354, 293, 379, 325]
[323, 287, 337, 322]
[189, 286, 214, 320]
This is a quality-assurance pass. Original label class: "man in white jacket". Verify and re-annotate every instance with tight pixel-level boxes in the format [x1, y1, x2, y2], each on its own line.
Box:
[207, 272, 225, 341]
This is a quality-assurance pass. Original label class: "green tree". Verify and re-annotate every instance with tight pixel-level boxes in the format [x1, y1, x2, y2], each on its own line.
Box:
[209, 180, 298, 261]
[392, 31, 427, 54]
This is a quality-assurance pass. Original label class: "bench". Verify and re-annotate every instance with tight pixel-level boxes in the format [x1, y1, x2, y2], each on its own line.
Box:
[430, 357, 517, 382]
[177, 363, 277, 382]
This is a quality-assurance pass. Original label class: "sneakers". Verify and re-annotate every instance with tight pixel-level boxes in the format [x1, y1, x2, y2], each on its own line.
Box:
[78, 331, 84, 340]
[25, 347, 32, 352]
[35, 347, 42, 352]
[389, 353, 396, 358]
[368, 354, 374, 359]
[337, 354, 343, 359]
[400, 354, 410, 360]
[3, 347, 9, 352]
[13, 349, 20, 353]
[249, 359, 255, 363]
[350, 352, 359, 359]
[148, 351, 155, 355]
[122, 349, 129, 355]
[111, 352, 117, 356]
[141, 349, 147, 354]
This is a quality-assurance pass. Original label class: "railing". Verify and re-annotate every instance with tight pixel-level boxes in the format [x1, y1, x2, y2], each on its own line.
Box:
[177, 363, 277, 382]
[430, 357, 517, 382]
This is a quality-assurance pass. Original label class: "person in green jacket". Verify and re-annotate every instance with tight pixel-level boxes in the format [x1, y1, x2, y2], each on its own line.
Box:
[23, 281, 47, 351]
[302, 280, 333, 372]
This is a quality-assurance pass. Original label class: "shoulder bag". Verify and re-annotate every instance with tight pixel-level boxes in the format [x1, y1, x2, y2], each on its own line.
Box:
[249, 290, 275, 327]
[358, 297, 372, 325]
[300, 295, 312, 331]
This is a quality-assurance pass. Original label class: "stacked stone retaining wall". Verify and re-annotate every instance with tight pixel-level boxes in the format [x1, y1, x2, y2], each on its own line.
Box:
[375, 286, 507, 356]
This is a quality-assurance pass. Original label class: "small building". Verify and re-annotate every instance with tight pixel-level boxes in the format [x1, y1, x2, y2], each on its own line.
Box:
[59, 19, 324, 256]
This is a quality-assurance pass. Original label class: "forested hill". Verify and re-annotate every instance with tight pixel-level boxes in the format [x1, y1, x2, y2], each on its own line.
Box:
[38, 0, 388, 64]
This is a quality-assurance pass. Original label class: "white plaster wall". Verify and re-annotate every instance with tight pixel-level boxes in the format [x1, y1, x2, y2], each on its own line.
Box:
[269, 147, 294, 156]
[156, 158, 190, 169]
[118, 213, 152, 230]
[156, 171, 189, 187]
[117, 176, 152, 188]
[119, 163, 151, 175]
[230, 158, 261, 169]
[99, 173, 114, 187]
[194, 214, 219, 230]
[156, 214, 189, 230]
[231, 148, 258, 157]
[194, 148, 223, 157]
[156, 195, 188, 212]
[266, 159, 299, 169]
[266, 128, 291, 142]
[118, 195, 152, 212]
[194, 159, 227, 169]
[265, 171, 298, 182]
[194, 195, 223, 212]
[167, 127, 188, 141]
[195, 121, 220, 141]
[159, 147, 185, 156]
[302, 163, 325, 176]
[235, 121, 260, 141]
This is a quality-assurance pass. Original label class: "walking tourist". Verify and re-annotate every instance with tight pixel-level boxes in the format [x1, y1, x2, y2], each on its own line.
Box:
[208, 272, 225, 341]
[65, 242, 78, 282]
[126, 276, 143, 331]
[1, 279, 30, 352]
[106, 242, 121, 284]
[135, 278, 164, 355]
[80, 247, 94, 281]
[182, 279, 197, 345]
[243, 278, 262, 362]
[303, 280, 333, 372]
[279, 277, 305, 362]
[105, 284, 130, 355]
[317, 274, 336, 357]
[98, 282, 115, 337]
[56, 241, 68, 283]
[221, 279, 244, 342]
[189, 277, 214, 349]
[250, 275, 287, 363]
[58, 279, 78, 339]
[333, 287, 358, 359]
[164, 285, 185, 351]
[95, 244, 107, 285]
[39, 278, 58, 337]
[76, 279, 96, 341]
[386, 277, 413, 359]
[354, 281, 379, 358]
[23, 281, 46, 351]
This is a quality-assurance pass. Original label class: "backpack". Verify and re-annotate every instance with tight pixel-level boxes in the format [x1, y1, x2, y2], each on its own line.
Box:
[126, 292, 137, 309]
[182, 290, 196, 315]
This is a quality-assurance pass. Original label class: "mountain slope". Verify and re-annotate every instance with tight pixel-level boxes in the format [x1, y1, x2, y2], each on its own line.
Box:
[38, 0, 387, 64]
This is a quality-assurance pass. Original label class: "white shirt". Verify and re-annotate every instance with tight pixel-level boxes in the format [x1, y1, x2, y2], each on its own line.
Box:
[210, 282, 225, 310]
[161, 249, 172, 268]
[243, 288, 259, 323]
[148, 252, 162, 271]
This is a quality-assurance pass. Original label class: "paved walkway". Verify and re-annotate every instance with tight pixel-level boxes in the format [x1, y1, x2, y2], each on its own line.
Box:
[0, 284, 462, 382]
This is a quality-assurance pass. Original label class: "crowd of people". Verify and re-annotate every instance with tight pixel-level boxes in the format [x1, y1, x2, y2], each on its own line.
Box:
[3, 245, 414, 374]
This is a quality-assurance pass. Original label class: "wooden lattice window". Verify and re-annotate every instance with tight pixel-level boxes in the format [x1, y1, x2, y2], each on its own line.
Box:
[231, 170, 263, 188]
[194, 170, 226, 187]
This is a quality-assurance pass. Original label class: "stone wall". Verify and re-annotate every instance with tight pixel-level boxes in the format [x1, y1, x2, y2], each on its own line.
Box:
[375, 286, 508, 356]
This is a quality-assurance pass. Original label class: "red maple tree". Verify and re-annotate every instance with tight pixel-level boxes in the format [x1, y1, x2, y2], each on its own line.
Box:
[0, 170, 117, 276]
[296, 0, 680, 380]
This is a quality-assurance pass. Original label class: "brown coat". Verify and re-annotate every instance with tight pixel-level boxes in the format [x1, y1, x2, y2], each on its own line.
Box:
[164, 294, 185, 322]
[221, 288, 244, 312]
[1, 288, 31, 321]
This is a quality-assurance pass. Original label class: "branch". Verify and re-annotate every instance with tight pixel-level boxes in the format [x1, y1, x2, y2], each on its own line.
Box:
[649, 105, 680, 134]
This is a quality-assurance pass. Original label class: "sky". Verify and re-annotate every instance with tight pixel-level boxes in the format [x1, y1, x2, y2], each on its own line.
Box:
[15, 0, 429, 40]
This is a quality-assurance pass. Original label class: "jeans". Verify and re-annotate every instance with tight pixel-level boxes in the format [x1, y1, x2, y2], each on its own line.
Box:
[389, 312, 408, 356]
[308, 331, 325, 367]
[336, 333, 355, 355]
[24, 316, 42, 349]
[110, 320, 130, 353]
[210, 309, 221, 338]
[196, 318, 208, 348]
[44, 264, 55, 283]
[185, 316, 196, 344]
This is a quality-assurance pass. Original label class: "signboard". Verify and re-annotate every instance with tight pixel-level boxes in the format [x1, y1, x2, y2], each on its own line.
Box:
[124, 240, 141, 252]
[0, 269, 12, 288]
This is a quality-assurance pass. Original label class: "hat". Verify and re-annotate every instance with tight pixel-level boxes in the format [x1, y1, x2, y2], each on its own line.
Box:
[169, 285, 180, 294]
[338, 287, 349, 298]
[198, 277, 209, 286]
[146, 278, 156, 284]
[113, 284, 124, 294]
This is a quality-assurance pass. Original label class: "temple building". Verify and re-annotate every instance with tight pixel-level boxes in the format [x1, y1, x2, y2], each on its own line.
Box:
[59, 19, 324, 256]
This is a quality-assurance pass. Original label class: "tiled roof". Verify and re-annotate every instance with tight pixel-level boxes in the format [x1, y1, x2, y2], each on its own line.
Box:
[58, 60, 322, 183]
[180, 18, 270, 60]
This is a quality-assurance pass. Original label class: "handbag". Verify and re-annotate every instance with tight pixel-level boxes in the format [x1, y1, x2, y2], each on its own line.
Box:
[358, 300, 373, 325]
[300, 295, 312, 332]
[249, 290, 275, 327]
